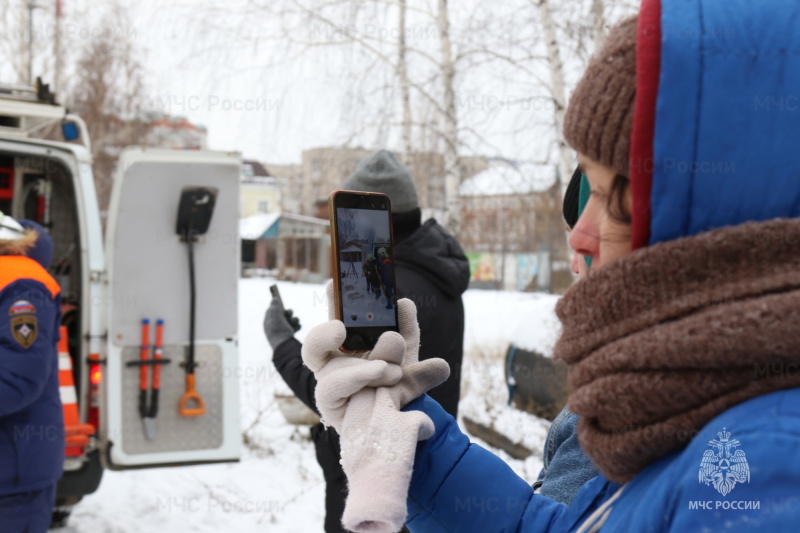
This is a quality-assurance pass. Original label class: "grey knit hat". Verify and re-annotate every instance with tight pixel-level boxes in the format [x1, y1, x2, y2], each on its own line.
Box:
[342, 150, 419, 213]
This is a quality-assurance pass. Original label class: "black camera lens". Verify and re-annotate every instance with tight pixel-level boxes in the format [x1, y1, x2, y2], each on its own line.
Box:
[381, 203, 386, 208]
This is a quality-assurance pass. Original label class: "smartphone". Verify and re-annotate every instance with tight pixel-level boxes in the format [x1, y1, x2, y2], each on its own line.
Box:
[270, 284, 301, 333]
[269, 284, 283, 309]
[329, 190, 399, 352]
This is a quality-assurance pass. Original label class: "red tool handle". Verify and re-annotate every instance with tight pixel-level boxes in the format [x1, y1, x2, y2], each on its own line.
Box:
[153, 319, 164, 390]
[139, 319, 150, 391]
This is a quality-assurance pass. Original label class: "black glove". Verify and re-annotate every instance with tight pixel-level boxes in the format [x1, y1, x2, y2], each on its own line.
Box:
[263, 298, 302, 350]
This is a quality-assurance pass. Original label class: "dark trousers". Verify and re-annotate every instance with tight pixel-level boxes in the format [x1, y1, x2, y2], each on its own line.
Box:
[0, 484, 55, 533]
[312, 424, 349, 533]
[383, 283, 395, 306]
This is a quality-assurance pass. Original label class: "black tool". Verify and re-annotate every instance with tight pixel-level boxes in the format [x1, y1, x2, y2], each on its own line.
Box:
[176, 187, 218, 416]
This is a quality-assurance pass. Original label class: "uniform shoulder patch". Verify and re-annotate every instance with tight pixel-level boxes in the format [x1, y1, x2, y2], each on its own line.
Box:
[11, 315, 38, 348]
[9, 300, 36, 316]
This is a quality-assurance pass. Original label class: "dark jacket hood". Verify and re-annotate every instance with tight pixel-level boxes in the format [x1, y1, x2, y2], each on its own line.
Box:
[395, 219, 470, 298]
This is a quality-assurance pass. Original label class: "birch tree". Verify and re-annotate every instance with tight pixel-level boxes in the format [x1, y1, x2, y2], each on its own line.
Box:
[592, 0, 607, 46]
[175, 0, 637, 237]
[68, 7, 149, 214]
[0, 0, 56, 86]
[535, 0, 571, 191]
[397, 0, 413, 163]
[436, 0, 461, 233]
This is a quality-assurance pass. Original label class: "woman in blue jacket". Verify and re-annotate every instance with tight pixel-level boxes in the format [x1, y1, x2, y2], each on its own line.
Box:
[302, 0, 800, 531]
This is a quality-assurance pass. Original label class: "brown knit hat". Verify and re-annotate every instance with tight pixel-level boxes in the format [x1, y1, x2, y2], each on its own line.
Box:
[564, 16, 638, 178]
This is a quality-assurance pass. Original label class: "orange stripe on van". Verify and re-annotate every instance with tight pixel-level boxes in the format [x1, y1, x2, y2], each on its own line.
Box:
[0, 256, 60, 297]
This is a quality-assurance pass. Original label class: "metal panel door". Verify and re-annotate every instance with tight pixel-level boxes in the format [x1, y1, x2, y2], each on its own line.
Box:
[103, 147, 241, 468]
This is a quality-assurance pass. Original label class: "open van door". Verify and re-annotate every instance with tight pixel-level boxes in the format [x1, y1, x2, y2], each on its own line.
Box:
[103, 147, 241, 469]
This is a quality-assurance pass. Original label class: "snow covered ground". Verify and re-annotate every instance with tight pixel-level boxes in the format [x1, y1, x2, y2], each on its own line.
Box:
[64, 278, 561, 532]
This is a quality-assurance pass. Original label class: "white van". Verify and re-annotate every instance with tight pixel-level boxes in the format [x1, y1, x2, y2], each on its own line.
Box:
[0, 82, 241, 524]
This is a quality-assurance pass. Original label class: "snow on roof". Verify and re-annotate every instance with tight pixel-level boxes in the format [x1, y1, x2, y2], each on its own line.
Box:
[239, 213, 280, 240]
[460, 160, 555, 197]
[281, 213, 329, 226]
[341, 245, 362, 254]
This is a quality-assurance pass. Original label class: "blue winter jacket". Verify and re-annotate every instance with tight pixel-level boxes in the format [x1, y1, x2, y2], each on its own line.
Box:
[0, 256, 64, 495]
[405, 0, 800, 530]
[406, 391, 800, 532]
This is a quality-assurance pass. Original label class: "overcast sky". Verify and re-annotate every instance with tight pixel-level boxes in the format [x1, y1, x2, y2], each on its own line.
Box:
[2, 0, 634, 167]
[115, 0, 559, 165]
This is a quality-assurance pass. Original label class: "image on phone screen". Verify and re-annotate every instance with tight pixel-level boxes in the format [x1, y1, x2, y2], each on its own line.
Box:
[336, 207, 397, 328]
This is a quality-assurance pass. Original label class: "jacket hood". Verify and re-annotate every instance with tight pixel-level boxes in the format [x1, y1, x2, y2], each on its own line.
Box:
[630, 0, 800, 249]
[395, 219, 470, 298]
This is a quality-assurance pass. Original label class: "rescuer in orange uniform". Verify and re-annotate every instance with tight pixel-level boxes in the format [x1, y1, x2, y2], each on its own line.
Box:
[0, 213, 63, 533]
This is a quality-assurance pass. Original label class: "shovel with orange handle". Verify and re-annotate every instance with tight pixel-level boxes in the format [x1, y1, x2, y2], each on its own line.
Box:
[176, 188, 214, 417]
[179, 374, 205, 416]
[178, 311, 205, 417]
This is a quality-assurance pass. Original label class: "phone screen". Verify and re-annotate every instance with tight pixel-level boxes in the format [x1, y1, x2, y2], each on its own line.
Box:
[336, 207, 397, 328]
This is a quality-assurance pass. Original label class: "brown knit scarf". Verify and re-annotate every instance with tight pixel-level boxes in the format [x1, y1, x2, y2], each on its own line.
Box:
[554, 218, 800, 483]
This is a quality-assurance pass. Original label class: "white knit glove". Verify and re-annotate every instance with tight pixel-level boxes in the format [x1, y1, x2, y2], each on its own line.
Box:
[302, 281, 450, 533]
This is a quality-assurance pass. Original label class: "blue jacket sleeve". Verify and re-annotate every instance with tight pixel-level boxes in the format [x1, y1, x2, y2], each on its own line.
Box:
[405, 395, 569, 532]
[0, 283, 59, 417]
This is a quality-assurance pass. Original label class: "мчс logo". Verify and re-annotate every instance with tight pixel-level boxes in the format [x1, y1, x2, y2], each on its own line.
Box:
[698, 427, 750, 496]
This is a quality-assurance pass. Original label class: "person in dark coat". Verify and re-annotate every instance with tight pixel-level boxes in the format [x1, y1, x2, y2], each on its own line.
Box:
[375, 247, 395, 309]
[0, 214, 63, 533]
[264, 150, 469, 532]
[362, 254, 380, 297]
